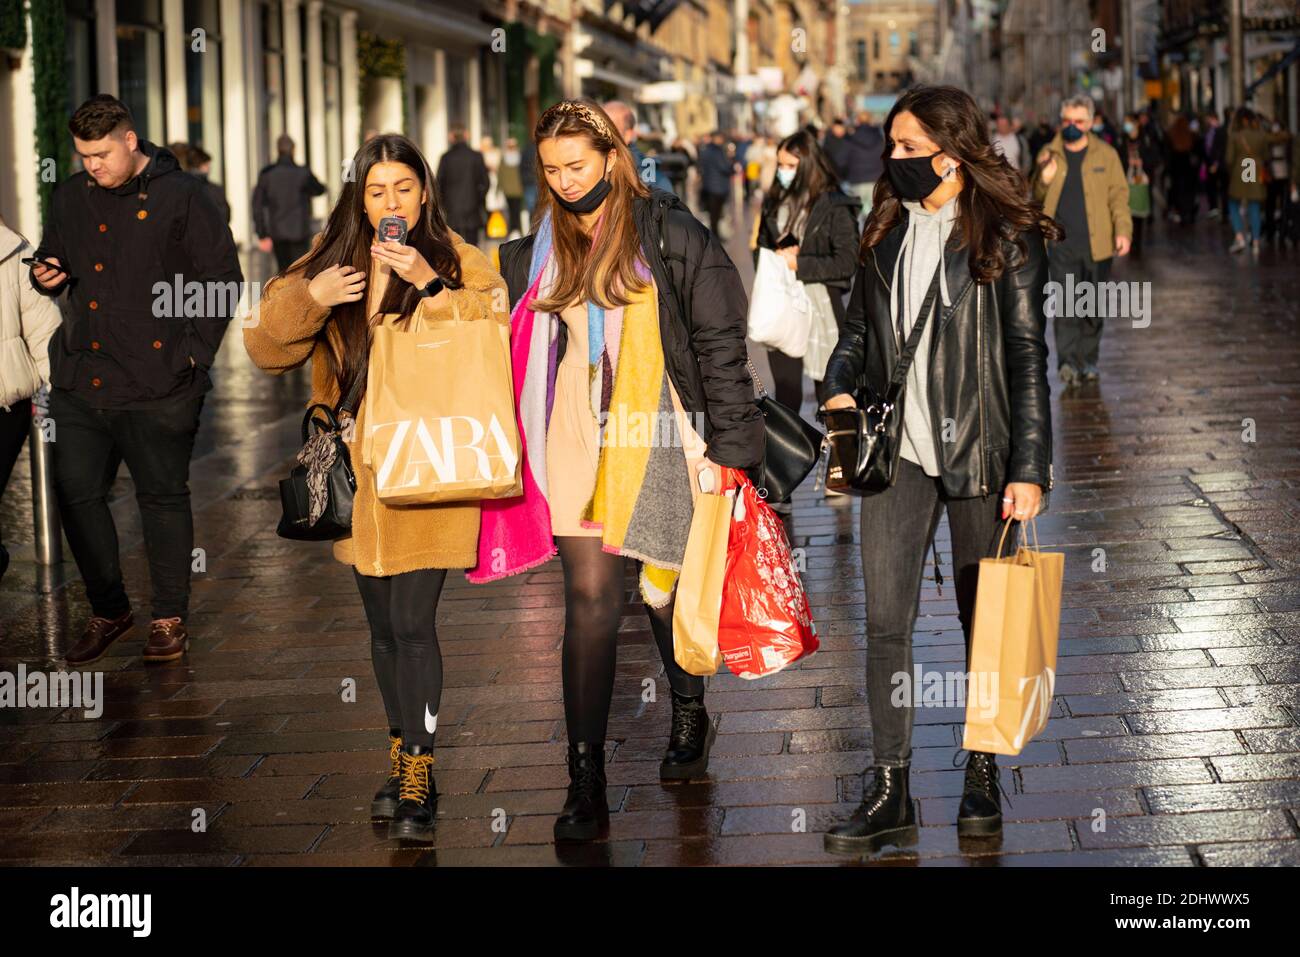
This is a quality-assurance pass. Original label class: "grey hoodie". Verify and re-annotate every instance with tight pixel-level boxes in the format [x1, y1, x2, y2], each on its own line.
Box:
[892, 196, 957, 477]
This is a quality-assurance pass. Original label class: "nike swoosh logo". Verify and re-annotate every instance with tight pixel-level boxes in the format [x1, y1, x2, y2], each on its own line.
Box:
[424, 705, 437, 735]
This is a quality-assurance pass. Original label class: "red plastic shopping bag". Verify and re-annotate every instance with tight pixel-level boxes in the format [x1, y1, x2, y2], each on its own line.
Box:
[716, 475, 818, 678]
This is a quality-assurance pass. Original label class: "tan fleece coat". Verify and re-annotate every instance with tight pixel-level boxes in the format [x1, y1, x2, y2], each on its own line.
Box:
[244, 232, 510, 576]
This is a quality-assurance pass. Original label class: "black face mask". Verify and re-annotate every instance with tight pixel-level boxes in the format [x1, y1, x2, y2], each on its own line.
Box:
[552, 170, 612, 214]
[887, 151, 945, 201]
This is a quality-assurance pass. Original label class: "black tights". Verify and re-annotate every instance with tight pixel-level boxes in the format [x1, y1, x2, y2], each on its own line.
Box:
[557, 536, 705, 744]
[353, 566, 448, 748]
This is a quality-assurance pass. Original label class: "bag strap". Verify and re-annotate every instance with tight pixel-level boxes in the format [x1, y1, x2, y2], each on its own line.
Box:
[883, 263, 944, 404]
[746, 354, 769, 398]
[336, 369, 365, 418]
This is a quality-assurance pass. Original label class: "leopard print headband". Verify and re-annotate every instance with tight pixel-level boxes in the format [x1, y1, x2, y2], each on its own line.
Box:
[538, 100, 615, 141]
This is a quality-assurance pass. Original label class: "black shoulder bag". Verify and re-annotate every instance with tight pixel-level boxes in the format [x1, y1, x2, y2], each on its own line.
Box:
[654, 195, 824, 503]
[816, 262, 942, 495]
[276, 376, 364, 541]
[747, 356, 825, 503]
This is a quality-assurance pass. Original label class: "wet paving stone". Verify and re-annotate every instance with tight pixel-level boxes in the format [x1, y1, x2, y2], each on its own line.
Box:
[1, 220, 1298, 865]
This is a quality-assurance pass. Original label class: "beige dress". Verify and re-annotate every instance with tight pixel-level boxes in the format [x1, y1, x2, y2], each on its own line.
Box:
[548, 299, 603, 537]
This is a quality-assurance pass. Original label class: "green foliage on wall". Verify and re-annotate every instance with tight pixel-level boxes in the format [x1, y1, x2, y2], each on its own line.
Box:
[0, 0, 25, 51]
[357, 30, 408, 136]
[30, 0, 68, 226]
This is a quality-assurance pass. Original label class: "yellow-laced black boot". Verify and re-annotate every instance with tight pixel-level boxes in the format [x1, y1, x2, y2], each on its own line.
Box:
[370, 731, 403, 820]
[387, 744, 437, 841]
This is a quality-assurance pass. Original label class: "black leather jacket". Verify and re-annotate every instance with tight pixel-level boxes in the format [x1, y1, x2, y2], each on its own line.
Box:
[822, 215, 1054, 500]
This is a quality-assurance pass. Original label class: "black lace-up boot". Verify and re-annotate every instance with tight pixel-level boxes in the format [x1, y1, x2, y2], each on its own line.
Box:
[554, 742, 608, 842]
[823, 764, 917, 854]
[370, 731, 403, 820]
[387, 744, 438, 841]
[956, 749, 1004, 836]
[659, 690, 716, 782]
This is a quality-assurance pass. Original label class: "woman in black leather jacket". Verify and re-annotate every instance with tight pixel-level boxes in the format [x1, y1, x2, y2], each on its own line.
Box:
[818, 86, 1059, 854]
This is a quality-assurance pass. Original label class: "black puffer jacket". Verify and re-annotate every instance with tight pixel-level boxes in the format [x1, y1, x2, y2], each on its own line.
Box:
[822, 214, 1054, 499]
[498, 188, 763, 471]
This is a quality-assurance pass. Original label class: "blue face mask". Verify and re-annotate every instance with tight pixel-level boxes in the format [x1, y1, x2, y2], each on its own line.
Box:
[1062, 124, 1085, 143]
[775, 167, 796, 188]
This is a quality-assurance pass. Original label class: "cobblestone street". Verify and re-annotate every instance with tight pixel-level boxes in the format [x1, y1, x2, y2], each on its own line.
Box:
[1, 210, 1298, 867]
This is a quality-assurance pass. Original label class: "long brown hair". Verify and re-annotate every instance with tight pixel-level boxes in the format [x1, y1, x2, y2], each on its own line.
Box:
[862, 86, 1062, 283]
[283, 133, 461, 405]
[530, 99, 651, 312]
[761, 128, 842, 238]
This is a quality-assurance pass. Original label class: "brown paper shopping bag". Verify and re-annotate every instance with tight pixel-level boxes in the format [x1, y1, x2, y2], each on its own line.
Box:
[362, 298, 522, 505]
[672, 475, 735, 677]
[961, 518, 1065, 756]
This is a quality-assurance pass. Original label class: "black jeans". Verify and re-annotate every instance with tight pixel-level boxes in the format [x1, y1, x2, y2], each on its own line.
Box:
[49, 388, 204, 621]
[701, 191, 728, 237]
[271, 238, 311, 273]
[767, 348, 831, 416]
[0, 398, 31, 549]
[353, 566, 449, 749]
[859, 457, 1006, 767]
[1048, 243, 1112, 371]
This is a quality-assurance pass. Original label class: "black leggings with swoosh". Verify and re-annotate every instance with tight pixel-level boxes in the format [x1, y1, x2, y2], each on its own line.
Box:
[353, 567, 448, 748]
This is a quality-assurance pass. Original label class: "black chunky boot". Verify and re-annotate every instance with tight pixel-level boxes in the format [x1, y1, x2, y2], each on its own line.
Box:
[823, 764, 918, 854]
[387, 744, 438, 841]
[553, 742, 608, 842]
[660, 690, 717, 782]
[956, 749, 1005, 836]
[370, 732, 403, 820]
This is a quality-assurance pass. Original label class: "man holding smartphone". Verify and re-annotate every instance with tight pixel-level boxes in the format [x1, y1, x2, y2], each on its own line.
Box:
[29, 94, 242, 666]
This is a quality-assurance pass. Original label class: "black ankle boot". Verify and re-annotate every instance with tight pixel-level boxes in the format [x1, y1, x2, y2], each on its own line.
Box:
[370, 731, 402, 820]
[554, 742, 608, 842]
[956, 750, 1004, 836]
[659, 690, 717, 782]
[387, 744, 438, 841]
[823, 764, 917, 854]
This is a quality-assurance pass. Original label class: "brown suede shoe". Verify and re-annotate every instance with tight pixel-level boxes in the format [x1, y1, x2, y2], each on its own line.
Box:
[143, 617, 189, 662]
[65, 611, 134, 667]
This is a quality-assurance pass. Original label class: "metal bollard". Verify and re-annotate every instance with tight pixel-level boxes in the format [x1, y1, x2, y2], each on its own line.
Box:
[29, 388, 63, 585]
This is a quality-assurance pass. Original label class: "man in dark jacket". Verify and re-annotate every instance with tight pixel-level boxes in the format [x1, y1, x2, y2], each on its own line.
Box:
[437, 126, 491, 246]
[184, 145, 231, 224]
[696, 132, 737, 238]
[823, 118, 853, 184]
[252, 134, 326, 270]
[29, 94, 242, 665]
[843, 112, 885, 218]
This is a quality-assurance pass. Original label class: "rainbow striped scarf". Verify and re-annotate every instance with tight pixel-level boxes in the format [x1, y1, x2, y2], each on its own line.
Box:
[467, 211, 694, 608]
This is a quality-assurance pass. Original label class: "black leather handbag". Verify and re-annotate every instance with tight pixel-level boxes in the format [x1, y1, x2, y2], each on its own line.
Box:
[816, 264, 942, 496]
[747, 356, 825, 503]
[276, 379, 363, 542]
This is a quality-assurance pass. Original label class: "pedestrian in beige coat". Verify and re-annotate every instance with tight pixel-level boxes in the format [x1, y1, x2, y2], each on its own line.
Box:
[0, 216, 63, 581]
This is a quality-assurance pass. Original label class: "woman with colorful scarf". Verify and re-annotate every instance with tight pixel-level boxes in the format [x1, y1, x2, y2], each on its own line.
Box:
[475, 100, 763, 842]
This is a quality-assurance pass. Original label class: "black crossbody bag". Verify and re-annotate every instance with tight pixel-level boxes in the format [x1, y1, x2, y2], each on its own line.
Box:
[816, 263, 943, 495]
[276, 376, 364, 541]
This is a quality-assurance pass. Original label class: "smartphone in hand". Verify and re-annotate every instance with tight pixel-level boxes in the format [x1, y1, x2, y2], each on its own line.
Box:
[376, 217, 407, 245]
